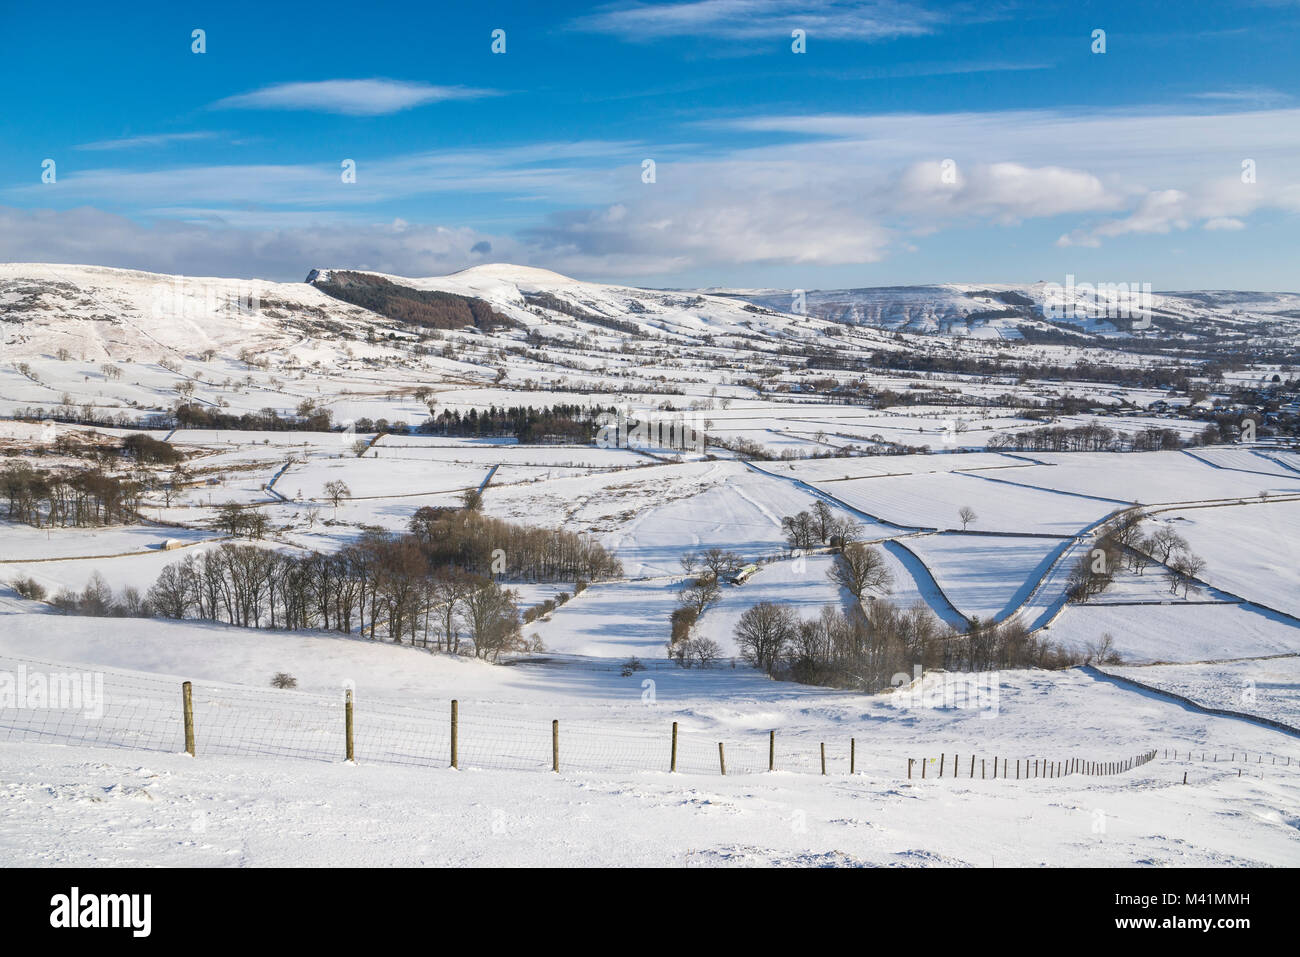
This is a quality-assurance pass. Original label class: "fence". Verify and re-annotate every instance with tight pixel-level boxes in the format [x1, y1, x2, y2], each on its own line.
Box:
[907, 750, 1158, 780]
[5, 653, 1279, 783]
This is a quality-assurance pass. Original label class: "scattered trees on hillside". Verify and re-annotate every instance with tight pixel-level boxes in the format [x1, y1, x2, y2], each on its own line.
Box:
[1065, 511, 1206, 602]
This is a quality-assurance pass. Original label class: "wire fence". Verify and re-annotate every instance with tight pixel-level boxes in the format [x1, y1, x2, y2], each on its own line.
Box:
[1, 654, 1293, 781]
[906, 750, 1158, 781]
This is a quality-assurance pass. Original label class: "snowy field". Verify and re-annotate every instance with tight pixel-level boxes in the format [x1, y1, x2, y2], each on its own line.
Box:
[1156, 500, 1300, 617]
[1102, 657, 1300, 729]
[0, 609, 1298, 867]
[1046, 602, 1300, 663]
[904, 534, 1070, 623]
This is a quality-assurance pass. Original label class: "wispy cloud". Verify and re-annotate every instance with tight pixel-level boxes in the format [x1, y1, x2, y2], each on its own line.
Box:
[8, 140, 645, 210]
[571, 0, 947, 42]
[1189, 88, 1291, 107]
[75, 131, 221, 151]
[212, 79, 498, 115]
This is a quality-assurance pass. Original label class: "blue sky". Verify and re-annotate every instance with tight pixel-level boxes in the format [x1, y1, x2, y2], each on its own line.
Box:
[2, 0, 1299, 289]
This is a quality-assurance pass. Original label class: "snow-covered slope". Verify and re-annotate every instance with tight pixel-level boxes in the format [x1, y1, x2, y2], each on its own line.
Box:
[0, 263, 386, 362]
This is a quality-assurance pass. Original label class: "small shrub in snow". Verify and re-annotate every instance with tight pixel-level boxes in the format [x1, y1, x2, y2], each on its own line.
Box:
[271, 672, 298, 689]
[11, 577, 47, 601]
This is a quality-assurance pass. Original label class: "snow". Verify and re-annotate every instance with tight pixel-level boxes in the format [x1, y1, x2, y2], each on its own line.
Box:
[904, 534, 1070, 623]
[1157, 500, 1300, 618]
[1, 613, 1297, 866]
[1102, 657, 1300, 729]
[1045, 602, 1300, 664]
[821, 470, 1114, 535]
[4, 261, 1300, 866]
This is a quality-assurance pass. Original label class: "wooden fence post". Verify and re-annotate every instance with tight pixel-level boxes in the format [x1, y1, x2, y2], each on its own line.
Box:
[552, 719, 559, 773]
[922, 757, 926, 779]
[820, 742, 826, 776]
[908, 758, 914, 779]
[345, 688, 355, 763]
[769, 730, 775, 772]
[850, 737, 856, 775]
[450, 699, 458, 769]
[181, 681, 195, 757]
[671, 721, 678, 773]
[970, 754, 975, 777]
[718, 742, 726, 776]
[939, 753, 945, 778]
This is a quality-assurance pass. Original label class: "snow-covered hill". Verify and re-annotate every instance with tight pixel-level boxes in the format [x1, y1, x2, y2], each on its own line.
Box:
[713, 282, 1300, 341]
[307, 262, 852, 345]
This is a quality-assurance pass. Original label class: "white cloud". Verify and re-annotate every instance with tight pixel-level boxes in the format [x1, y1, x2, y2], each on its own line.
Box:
[212, 79, 496, 115]
[571, 0, 946, 41]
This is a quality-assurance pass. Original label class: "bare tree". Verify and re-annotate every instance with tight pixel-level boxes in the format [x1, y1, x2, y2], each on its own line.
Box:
[828, 516, 863, 549]
[678, 576, 721, 618]
[734, 601, 798, 674]
[826, 543, 894, 602]
[1148, 525, 1188, 564]
[958, 506, 977, 530]
[811, 500, 834, 543]
[324, 480, 351, 508]
[780, 511, 818, 550]
[1167, 552, 1207, 598]
[463, 579, 521, 661]
[429, 571, 472, 653]
[698, 547, 741, 581]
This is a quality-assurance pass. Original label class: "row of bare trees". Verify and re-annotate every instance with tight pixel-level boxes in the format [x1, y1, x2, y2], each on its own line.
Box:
[988, 423, 1184, 453]
[142, 537, 527, 660]
[1, 463, 142, 527]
